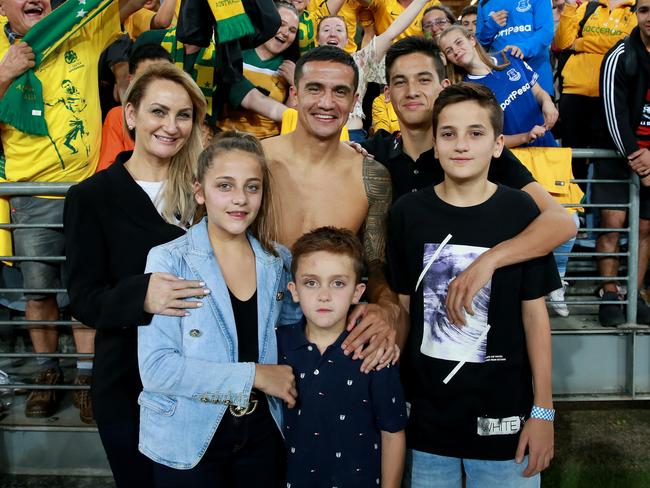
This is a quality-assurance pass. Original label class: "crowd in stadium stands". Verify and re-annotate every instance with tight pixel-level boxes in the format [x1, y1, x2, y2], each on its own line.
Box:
[0, 0, 649, 484]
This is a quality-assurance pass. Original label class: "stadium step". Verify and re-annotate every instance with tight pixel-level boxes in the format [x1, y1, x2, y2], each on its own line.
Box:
[0, 398, 111, 476]
[0, 358, 110, 475]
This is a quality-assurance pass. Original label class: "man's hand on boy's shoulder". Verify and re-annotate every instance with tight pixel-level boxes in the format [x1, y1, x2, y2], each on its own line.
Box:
[516, 418, 554, 477]
[362, 342, 400, 374]
[342, 303, 399, 373]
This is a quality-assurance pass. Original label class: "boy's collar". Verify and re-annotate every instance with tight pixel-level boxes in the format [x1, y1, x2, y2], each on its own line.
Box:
[285, 319, 350, 352]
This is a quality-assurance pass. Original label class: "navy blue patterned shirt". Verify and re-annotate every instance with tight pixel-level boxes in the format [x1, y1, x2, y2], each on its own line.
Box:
[278, 322, 408, 488]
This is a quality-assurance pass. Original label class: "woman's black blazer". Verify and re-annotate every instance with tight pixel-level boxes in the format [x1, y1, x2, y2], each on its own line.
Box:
[64, 152, 184, 423]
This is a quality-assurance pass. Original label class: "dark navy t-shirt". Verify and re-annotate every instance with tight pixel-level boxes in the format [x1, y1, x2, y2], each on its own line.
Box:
[277, 322, 407, 487]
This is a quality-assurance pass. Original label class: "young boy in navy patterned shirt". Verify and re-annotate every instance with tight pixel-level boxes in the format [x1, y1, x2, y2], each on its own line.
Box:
[277, 227, 407, 488]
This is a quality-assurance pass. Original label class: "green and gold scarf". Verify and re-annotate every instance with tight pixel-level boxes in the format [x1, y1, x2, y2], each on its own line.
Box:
[161, 28, 216, 116]
[207, 0, 254, 43]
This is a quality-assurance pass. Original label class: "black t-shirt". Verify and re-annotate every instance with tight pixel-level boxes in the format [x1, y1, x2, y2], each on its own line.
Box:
[229, 289, 258, 363]
[386, 185, 560, 460]
[361, 130, 535, 202]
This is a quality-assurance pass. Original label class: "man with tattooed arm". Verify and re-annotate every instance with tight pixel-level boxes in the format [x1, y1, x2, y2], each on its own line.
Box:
[262, 46, 398, 370]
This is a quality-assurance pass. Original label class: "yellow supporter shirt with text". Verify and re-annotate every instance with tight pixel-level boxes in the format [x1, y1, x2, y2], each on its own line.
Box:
[0, 3, 120, 184]
[368, 0, 440, 40]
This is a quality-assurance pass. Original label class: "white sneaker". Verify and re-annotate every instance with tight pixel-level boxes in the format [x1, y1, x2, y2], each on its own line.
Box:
[549, 282, 569, 317]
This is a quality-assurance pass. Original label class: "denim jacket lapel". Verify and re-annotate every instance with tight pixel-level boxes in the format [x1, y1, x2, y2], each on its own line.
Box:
[182, 219, 282, 363]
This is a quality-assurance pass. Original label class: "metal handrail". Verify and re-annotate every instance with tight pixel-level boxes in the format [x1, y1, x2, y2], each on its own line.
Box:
[0, 320, 79, 326]
[2, 384, 89, 390]
[0, 256, 65, 261]
[571, 148, 624, 158]
[0, 224, 63, 229]
[0, 183, 71, 196]
[0, 148, 643, 400]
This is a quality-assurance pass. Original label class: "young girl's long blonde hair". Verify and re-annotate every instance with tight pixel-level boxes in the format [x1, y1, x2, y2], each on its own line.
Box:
[196, 131, 279, 256]
[123, 64, 207, 227]
[438, 25, 510, 83]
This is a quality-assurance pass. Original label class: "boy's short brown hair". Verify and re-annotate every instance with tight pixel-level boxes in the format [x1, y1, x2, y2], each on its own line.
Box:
[432, 82, 504, 138]
[291, 227, 365, 282]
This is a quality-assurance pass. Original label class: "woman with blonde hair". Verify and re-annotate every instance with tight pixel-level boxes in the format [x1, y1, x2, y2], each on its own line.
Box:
[439, 25, 559, 148]
[64, 63, 209, 487]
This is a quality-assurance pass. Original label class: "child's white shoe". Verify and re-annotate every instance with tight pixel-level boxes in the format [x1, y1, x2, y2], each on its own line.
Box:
[549, 281, 569, 317]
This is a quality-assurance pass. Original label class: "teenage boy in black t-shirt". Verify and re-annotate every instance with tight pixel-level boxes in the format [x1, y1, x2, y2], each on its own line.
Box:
[387, 83, 559, 487]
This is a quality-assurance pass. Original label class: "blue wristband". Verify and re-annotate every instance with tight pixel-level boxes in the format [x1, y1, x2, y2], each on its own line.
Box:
[530, 405, 555, 422]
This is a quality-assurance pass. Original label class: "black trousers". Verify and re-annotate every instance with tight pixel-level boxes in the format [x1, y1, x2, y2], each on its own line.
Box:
[96, 413, 155, 488]
[559, 93, 614, 186]
[152, 399, 285, 488]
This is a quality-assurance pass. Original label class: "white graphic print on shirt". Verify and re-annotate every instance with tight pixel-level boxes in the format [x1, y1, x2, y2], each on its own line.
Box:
[421, 243, 491, 363]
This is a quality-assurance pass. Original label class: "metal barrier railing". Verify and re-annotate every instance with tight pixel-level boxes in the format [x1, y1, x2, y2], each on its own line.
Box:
[0, 149, 645, 401]
[0, 184, 84, 394]
[551, 149, 649, 401]
[553, 149, 641, 324]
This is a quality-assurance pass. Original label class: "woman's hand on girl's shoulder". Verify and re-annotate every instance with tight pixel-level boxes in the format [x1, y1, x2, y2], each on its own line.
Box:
[144, 272, 210, 316]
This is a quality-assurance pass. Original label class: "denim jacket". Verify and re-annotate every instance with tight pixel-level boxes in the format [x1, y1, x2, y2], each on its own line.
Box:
[137, 218, 302, 469]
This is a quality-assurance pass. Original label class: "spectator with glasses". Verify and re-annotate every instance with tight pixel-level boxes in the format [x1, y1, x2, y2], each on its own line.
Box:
[422, 5, 456, 41]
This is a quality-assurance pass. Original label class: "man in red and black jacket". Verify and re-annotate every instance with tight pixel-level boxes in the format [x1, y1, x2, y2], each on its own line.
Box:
[599, 8, 650, 327]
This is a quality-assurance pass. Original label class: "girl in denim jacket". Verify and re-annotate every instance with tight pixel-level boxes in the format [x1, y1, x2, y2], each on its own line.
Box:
[138, 132, 302, 487]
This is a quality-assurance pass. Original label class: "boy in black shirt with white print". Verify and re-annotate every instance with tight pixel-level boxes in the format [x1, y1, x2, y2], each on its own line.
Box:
[386, 83, 559, 487]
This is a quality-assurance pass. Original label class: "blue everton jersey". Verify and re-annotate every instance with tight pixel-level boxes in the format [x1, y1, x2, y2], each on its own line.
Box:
[476, 0, 554, 96]
[466, 56, 557, 148]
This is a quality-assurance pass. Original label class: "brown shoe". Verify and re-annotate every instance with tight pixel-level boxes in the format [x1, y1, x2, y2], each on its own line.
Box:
[72, 374, 90, 408]
[25, 368, 63, 418]
[73, 375, 93, 424]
